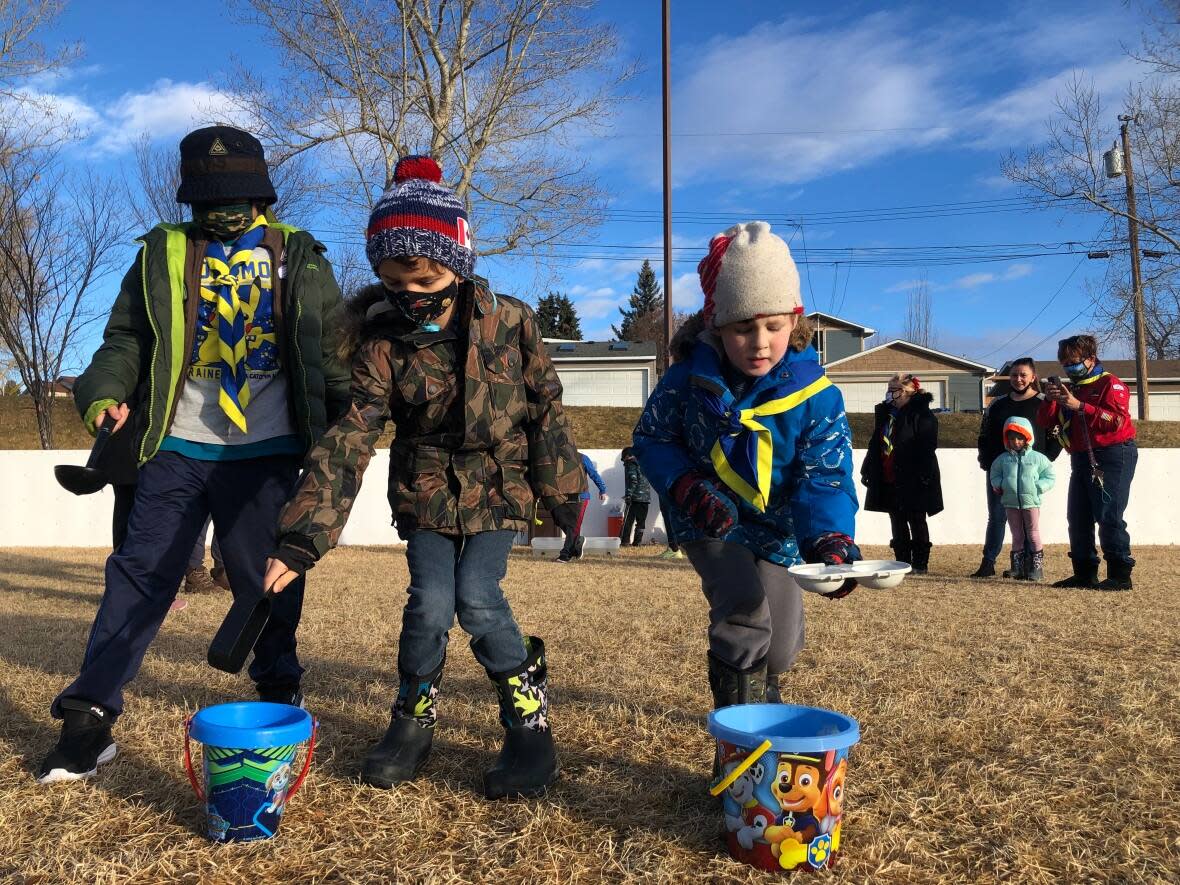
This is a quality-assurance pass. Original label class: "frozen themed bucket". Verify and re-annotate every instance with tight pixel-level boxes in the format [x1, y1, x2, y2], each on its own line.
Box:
[184, 702, 317, 842]
[708, 704, 859, 872]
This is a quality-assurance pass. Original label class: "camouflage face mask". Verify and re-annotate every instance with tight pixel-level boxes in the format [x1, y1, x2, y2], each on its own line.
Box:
[194, 203, 255, 242]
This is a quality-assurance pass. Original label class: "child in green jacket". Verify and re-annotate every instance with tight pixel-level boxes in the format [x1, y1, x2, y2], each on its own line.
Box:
[989, 416, 1055, 581]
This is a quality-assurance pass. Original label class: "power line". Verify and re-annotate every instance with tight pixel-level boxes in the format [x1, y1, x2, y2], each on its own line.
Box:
[1023, 305, 1091, 355]
[978, 256, 1088, 359]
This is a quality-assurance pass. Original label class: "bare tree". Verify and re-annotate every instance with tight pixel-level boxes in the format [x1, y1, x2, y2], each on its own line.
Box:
[903, 274, 935, 348]
[0, 148, 130, 447]
[227, 0, 630, 264]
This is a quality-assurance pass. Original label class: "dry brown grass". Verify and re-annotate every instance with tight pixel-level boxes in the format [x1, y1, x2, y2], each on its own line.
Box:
[0, 544, 1177, 883]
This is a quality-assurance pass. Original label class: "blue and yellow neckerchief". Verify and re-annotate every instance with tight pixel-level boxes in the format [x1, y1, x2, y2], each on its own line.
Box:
[882, 413, 897, 457]
[1055, 361, 1108, 450]
[203, 217, 268, 432]
[695, 357, 831, 512]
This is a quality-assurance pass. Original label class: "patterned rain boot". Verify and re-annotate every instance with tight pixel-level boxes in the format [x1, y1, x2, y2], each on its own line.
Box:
[484, 637, 558, 799]
[707, 652, 768, 708]
[765, 673, 782, 704]
[1026, 550, 1045, 582]
[1003, 550, 1026, 580]
[360, 656, 444, 788]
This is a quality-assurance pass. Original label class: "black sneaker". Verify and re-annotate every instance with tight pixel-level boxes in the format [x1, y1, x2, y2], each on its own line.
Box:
[555, 551, 572, 563]
[572, 536, 585, 560]
[37, 699, 117, 784]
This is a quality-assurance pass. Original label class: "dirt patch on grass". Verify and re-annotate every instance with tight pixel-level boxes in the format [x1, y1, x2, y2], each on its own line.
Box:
[0, 544, 1177, 882]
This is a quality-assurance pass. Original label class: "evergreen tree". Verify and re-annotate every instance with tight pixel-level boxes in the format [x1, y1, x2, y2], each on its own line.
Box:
[613, 259, 663, 340]
[535, 292, 583, 340]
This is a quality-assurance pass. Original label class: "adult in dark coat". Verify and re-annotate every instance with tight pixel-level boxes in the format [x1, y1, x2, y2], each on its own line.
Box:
[860, 373, 942, 573]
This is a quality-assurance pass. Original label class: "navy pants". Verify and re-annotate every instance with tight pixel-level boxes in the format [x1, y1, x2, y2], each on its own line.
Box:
[53, 451, 305, 719]
[399, 530, 527, 676]
[1067, 443, 1137, 569]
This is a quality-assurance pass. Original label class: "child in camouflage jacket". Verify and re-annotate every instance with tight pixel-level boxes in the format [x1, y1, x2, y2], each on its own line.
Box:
[263, 157, 585, 800]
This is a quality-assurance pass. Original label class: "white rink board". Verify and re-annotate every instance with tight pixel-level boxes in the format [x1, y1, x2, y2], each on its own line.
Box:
[1, 448, 1177, 548]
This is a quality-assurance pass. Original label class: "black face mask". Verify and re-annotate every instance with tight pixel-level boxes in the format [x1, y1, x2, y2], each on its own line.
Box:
[384, 281, 459, 330]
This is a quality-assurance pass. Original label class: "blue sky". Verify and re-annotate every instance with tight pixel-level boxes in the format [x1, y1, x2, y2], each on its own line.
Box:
[36, 0, 1155, 369]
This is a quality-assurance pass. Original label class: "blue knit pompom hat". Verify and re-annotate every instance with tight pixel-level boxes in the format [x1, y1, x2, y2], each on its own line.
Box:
[365, 155, 474, 278]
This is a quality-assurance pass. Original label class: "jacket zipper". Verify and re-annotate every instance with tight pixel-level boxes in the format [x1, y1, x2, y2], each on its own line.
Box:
[137, 243, 160, 463]
[286, 252, 313, 444]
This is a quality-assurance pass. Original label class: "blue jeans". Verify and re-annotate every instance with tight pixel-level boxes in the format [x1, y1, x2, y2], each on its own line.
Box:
[1067, 443, 1137, 568]
[400, 530, 526, 675]
[53, 452, 305, 718]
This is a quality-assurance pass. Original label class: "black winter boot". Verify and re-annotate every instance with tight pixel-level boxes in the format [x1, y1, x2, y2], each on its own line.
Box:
[707, 652, 768, 708]
[633, 529, 645, 547]
[911, 542, 932, 575]
[1097, 559, 1133, 592]
[484, 637, 557, 799]
[890, 539, 912, 566]
[765, 673, 782, 704]
[360, 656, 445, 788]
[970, 557, 996, 578]
[38, 699, 117, 784]
[1052, 559, 1100, 589]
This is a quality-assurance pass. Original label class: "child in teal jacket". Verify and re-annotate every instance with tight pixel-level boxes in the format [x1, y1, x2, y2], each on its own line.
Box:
[989, 416, 1055, 581]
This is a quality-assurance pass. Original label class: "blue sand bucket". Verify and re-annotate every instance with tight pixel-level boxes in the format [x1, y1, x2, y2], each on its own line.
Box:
[184, 702, 317, 842]
[708, 704, 859, 872]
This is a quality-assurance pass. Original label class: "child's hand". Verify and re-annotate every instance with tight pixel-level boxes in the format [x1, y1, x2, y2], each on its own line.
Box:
[808, 532, 858, 565]
[263, 558, 301, 594]
[670, 471, 738, 538]
[265, 534, 319, 592]
[95, 403, 130, 434]
[992, 487, 1002, 495]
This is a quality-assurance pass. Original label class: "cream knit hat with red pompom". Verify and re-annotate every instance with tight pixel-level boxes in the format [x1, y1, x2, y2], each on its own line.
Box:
[698, 221, 803, 328]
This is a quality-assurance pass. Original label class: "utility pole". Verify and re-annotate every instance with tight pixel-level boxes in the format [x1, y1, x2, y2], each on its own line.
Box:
[661, 0, 673, 370]
[1119, 115, 1150, 420]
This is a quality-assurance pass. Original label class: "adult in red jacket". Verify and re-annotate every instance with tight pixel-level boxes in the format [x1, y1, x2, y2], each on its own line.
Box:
[1037, 335, 1137, 590]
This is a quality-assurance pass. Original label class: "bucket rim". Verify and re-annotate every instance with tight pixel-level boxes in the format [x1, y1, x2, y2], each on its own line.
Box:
[707, 703, 860, 754]
[190, 701, 313, 748]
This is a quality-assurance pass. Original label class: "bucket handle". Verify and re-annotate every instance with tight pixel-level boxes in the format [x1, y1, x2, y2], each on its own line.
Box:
[183, 715, 319, 804]
[708, 738, 773, 797]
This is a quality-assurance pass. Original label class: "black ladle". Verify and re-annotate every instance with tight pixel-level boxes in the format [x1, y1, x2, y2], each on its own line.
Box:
[54, 413, 117, 495]
[207, 589, 275, 674]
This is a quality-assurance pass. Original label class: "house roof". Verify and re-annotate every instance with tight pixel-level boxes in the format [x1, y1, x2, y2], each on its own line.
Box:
[806, 311, 877, 337]
[824, 339, 994, 374]
[544, 340, 658, 360]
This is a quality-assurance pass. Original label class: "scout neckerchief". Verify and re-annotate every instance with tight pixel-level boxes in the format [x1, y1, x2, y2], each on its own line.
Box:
[203, 216, 268, 432]
[881, 412, 897, 457]
[1054, 361, 1108, 453]
[694, 349, 831, 513]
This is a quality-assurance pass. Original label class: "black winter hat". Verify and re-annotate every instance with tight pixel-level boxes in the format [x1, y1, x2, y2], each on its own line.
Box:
[175, 125, 277, 206]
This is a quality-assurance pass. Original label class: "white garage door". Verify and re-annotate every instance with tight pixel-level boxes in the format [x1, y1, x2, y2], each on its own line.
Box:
[557, 368, 649, 407]
[834, 380, 945, 413]
[1129, 393, 1180, 420]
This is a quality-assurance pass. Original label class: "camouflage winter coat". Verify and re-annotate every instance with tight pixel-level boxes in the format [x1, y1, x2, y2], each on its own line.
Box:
[277, 281, 585, 555]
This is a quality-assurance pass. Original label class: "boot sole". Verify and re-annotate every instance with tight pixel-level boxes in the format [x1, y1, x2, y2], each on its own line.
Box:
[37, 742, 117, 785]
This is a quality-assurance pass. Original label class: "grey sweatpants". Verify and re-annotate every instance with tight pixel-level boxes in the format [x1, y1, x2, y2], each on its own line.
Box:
[684, 539, 805, 674]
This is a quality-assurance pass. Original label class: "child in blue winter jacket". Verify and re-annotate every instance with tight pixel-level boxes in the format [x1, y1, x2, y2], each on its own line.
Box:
[989, 416, 1055, 581]
[633, 221, 860, 708]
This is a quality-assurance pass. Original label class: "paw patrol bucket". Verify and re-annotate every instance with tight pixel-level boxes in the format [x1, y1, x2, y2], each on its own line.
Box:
[184, 702, 316, 842]
[708, 704, 859, 872]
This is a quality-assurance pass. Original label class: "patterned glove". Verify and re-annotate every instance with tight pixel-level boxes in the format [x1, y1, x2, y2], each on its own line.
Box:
[551, 499, 582, 534]
[670, 471, 739, 538]
[807, 532, 859, 565]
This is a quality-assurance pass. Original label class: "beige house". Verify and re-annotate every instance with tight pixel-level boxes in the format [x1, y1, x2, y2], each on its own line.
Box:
[823, 340, 994, 413]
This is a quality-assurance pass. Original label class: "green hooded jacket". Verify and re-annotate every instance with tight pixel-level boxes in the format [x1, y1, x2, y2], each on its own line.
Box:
[72, 222, 351, 463]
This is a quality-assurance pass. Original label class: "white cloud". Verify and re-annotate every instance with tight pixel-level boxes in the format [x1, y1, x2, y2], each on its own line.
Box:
[1003, 264, 1034, 281]
[95, 79, 248, 152]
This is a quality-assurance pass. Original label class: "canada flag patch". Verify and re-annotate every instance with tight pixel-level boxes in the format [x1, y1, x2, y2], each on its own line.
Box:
[456, 217, 471, 249]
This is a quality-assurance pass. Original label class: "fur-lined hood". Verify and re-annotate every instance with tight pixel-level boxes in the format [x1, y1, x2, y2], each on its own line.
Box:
[669, 310, 815, 365]
[334, 283, 390, 363]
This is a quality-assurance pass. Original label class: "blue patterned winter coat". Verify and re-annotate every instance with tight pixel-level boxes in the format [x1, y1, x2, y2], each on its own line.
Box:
[632, 336, 858, 566]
